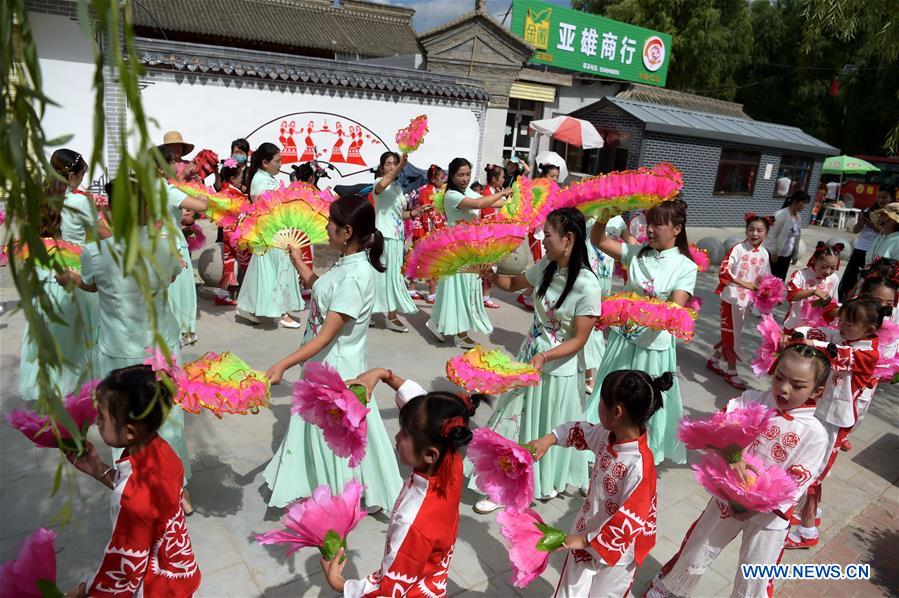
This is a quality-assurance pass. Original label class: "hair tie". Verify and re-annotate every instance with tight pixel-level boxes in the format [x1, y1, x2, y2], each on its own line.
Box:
[456, 393, 472, 410]
[744, 211, 758, 222]
[440, 416, 465, 438]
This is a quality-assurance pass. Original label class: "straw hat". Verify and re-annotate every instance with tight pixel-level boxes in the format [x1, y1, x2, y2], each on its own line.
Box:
[871, 203, 899, 229]
[162, 131, 195, 155]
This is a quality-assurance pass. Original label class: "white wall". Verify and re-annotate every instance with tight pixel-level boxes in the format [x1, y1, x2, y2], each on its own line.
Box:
[481, 106, 508, 175]
[139, 74, 482, 188]
[29, 12, 99, 174]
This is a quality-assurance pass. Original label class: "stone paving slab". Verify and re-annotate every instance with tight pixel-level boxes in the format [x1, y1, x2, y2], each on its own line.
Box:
[0, 225, 896, 597]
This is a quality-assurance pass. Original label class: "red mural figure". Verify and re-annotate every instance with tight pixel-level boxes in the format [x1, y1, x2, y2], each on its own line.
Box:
[329, 122, 346, 163]
[346, 125, 367, 166]
[300, 119, 316, 162]
[280, 120, 298, 164]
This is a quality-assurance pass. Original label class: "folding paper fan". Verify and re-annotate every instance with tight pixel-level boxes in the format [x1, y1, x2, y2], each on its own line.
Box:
[233, 186, 329, 255]
[10, 238, 83, 272]
[446, 345, 541, 395]
[177, 352, 270, 417]
[395, 115, 429, 153]
[494, 177, 558, 232]
[404, 222, 527, 279]
[286, 181, 338, 217]
[597, 291, 698, 342]
[555, 163, 683, 222]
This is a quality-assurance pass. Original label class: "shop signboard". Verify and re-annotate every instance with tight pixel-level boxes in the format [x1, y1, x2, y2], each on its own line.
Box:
[511, 0, 671, 87]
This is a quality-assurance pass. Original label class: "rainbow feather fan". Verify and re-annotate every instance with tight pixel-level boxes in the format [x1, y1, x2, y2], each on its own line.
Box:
[286, 181, 338, 217]
[555, 163, 683, 222]
[446, 345, 541, 395]
[404, 222, 527, 279]
[395, 115, 429, 153]
[597, 292, 698, 342]
[10, 238, 83, 272]
[178, 352, 271, 417]
[429, 185, 448, 215]
[234, 186, 329, 255]
[206, 187, 250, 228]
[494, 177, 559, 232]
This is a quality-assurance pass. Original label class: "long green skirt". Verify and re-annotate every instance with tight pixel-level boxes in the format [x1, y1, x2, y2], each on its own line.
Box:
[431, 272, 492, 336]
[374, 238, 417, 315]
[468, 372, 589, 498]
[104, 346, 192, 484]
[584, 329, 686, 464]
[237, 250, 303, 318]
[581, 328, 606, 372]
[263, 393, 403, 510]
[18, 280, 98, 402]
[168, 242, 197, 335]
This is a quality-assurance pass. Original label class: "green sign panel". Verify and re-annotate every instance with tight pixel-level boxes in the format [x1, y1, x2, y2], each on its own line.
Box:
[511, 0, 671, 87]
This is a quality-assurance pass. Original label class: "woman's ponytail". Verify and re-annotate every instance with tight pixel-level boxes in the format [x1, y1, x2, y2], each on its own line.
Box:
[367, 229, 386, 273]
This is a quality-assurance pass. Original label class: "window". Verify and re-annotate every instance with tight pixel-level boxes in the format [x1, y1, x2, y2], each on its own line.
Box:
[773, 156, 813, 197]
[714, 149, 760, 194]
[503, 99, 538, 162]
[551, 138, 629, 176]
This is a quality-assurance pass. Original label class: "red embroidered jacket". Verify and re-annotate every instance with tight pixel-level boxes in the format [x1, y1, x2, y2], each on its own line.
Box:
[552, 421, 657, 569]
[87, 435, 200, 596]
[805, 329, 880, 428]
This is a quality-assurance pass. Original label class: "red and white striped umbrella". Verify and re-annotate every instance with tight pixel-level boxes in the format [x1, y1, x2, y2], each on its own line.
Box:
[529, 116, 604, 149]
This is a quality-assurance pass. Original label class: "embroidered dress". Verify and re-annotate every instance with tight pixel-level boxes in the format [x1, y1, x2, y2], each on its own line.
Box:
[237, 171, 304, 318]
[345, 379, 460, 598]
[551, 422, 657, 598]
[18, 190, 101, 401]
[263, 251, 402, 509]
[431, 188, 493, 336]
[650, 390, 828, 598]
[586, 244, 697, 464]
[582, 218, 611, 373]
[469, 257, 601, 497]
[82, 231, 192, 484]
[374, 178, 417, 315]
[86, 435, 200, 597]
[716, 241, 771, 362]
[782, 267, 840, 331]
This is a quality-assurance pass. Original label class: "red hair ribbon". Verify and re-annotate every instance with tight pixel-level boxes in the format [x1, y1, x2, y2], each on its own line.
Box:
[456, 393, 472, 410]
[440, 416, 465, 438]
[743, 212, 758, 222]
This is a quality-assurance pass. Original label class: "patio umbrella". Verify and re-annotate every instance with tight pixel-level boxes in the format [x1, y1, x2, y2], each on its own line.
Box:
[529, 116, 604, 150]
[534, 150, 569, 182]
[822, 155, 881, 189]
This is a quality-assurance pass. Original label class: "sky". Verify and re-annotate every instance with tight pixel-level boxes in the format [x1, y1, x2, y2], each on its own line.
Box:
[384, 0, 571, 32]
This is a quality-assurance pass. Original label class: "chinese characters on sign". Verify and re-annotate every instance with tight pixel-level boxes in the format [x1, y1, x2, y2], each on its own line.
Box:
[513, 0, 671, 86]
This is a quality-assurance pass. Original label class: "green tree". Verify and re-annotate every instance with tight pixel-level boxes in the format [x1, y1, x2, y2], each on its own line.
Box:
[572, 0, 753, 100]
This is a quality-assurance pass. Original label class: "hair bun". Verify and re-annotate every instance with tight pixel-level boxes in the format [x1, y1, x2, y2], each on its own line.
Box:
[825, 343, 839, 358]
[652, 372, 674, 393]
[815, 241, 826, 249]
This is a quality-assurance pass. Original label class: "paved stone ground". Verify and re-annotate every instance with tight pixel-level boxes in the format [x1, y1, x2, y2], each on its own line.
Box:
[0, 225, 896, 597]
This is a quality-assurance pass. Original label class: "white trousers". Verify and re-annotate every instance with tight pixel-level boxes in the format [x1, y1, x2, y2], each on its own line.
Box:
[555, 551, 636, 598]
[651, 499, 787, 598]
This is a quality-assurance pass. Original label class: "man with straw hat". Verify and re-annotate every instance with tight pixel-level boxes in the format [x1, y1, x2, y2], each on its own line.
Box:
[162, 130, 201, 183]
[867, 197, 899, 265]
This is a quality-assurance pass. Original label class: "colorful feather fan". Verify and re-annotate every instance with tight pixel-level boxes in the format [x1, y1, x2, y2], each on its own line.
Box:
[446, 345, 541, 395]
[404, 222, 527, 279]
[555, 163, 683, 222]
[597, 291, 698, 342]
[233, 186, 329, 254]
[688, 244, 710, 272]
[395, 115, 429, 153]
[286, 181, 338, 217]
[177, 352, 271, 418]
[206, 186, 250, 228]
[494, 177, 558, 232]
[10, 238, 83, 272]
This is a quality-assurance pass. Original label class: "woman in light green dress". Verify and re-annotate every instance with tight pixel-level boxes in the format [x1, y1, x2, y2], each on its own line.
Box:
[586, 200, 698, 464]
[18, 149, 109, 401]
[372, 151, 422, 333]
[264, 195, 402, 510]
[156, 145, 209, 347]
[427, 157, 511, 348]
[469, 208, 601, 513]
[580, 216, 612, 394]
[236, 142, 304, 328]
[61, 183, 194, 508]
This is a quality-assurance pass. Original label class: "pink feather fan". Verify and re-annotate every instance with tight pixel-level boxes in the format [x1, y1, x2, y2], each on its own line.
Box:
[692, 452, 797, 513]
[678, 402, 776, 452]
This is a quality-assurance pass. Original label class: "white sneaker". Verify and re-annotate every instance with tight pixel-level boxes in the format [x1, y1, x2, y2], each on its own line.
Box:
[453, 334, 476, 349]
[425, 319, 444, 342]
[537, 490, 559, 501]
[473, 498, 500, 514]
[580, 485, 589, 497]
[180, 332, 198, 347]
[237, 309, 259, 324]
[279, 316, 302, 329]
[385, 317, 409, 333]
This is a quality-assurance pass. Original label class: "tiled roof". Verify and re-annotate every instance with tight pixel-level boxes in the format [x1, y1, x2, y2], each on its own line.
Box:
[616, 84, 749, 119]
[135, 38, 490, 102]
[132, 0, 421, 57]
[417, 0, 531, 54]
[606, 98, 839, 156]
